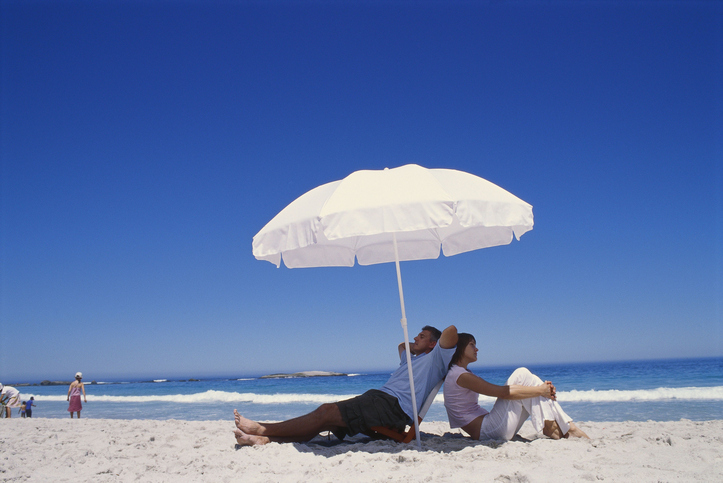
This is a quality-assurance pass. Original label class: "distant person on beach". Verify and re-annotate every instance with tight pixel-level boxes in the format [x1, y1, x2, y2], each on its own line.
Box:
[233, 325, 458, 446]
[0, 384, 22, 418]
[443, 333, 589, 441]
[25, 397, 36, 418]
[20, 401, 26, 418]
[67, 372, 87, 418]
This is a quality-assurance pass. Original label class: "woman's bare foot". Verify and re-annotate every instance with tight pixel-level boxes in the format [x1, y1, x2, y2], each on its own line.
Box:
[543, 420, 563, 440]
[565, 422, 590, 439]
[234, 409, 264, 435]
[234, 429, 270, 446]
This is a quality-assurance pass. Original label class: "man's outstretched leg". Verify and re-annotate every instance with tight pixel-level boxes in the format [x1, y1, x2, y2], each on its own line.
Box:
[234, 428, 270, 446]
[233, 403, 346, 444]
[232, 428, 326, 446]
[234, 410, 263, 434]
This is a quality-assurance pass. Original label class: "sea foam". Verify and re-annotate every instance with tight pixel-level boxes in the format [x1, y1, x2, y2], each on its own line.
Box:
[25, 386, 723, 404]
[27, 390, 359, 404]
[448, 386, 723, 405]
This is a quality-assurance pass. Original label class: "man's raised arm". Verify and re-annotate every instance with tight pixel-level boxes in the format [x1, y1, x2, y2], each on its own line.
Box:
[439, 325, 458, 349]
[397, 342, 406, 359]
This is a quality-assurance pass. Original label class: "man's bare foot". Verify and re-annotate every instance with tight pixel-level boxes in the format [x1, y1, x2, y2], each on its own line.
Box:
[234, 409, 264, 435]
[233, 429, 270, 446]
[565, 422, 590, 439]
[543, 420, 563, 439]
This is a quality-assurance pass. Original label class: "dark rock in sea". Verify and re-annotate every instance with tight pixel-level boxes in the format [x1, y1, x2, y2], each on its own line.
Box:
[188, 378, 200, 382]
[40, 380, 72, 386]
[259, 371, 348, 379]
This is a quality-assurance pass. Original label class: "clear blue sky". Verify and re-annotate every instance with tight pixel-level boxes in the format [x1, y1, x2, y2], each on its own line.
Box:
[1, 1, 721, 382]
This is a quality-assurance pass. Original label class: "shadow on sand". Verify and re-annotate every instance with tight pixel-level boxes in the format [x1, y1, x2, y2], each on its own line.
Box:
[235, 431, 534, 456]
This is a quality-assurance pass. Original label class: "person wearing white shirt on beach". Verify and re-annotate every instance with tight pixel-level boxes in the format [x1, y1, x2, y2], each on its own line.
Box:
[444, 333, 590, 441]
[0, 384, 22, 419]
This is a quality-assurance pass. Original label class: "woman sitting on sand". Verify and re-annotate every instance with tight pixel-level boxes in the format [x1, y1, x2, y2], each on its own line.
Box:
[443, 333, 589, 441]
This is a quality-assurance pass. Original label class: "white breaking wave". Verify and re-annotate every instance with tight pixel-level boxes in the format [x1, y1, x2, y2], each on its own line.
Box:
[557, 386, 723, 403]
[452, 386, 723, 405]
[26, 390, 359, 404]
[22, 386, 723, 405]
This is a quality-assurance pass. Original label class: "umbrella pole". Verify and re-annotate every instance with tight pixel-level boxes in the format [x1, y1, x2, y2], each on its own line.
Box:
[392, 233, 422, 449]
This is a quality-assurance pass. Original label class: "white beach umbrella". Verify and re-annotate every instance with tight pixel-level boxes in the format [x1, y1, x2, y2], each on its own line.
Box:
[252, 164, 533, 447]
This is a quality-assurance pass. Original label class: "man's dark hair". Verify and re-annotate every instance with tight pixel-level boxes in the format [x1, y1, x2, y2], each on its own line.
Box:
[422, 325, 442, 342]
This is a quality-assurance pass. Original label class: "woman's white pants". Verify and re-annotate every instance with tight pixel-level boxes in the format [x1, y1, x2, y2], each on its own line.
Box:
[479, 367, 572, 441]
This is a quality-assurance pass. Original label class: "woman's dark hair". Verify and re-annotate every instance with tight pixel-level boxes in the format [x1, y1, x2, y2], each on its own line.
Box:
[449, 333, 476, 370]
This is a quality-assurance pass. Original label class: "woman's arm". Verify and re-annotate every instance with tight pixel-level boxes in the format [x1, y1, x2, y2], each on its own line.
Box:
[67, 382, 73, 399]
[457, 372, 555, 400]
[81, 383, 86, 400]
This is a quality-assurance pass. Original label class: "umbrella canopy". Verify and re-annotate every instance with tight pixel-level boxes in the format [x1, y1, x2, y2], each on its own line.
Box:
[253, 164, 533, 268]
[252, 164, 533, 447]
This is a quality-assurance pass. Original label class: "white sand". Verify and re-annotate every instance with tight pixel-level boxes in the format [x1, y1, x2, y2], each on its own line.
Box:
[1, 418, 721, 482]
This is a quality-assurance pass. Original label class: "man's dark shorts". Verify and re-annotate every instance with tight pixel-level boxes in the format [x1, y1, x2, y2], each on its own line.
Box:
[333, 389, 410, 440]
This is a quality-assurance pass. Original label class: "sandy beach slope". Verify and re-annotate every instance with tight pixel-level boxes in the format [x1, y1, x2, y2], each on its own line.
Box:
[1, 419, 721, 482]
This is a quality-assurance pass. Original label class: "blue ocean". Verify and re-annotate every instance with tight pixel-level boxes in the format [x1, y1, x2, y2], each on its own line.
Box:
[15, 358, 723, 423]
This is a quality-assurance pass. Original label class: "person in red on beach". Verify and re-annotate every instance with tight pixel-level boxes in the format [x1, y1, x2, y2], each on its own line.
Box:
[67, 372, 87, 418]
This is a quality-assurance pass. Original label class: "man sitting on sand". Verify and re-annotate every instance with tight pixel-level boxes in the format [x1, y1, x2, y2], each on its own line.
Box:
[233, 325, 458, 446]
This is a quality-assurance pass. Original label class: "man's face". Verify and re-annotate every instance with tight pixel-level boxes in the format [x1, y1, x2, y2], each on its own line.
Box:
[411, 330, 437, 355]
